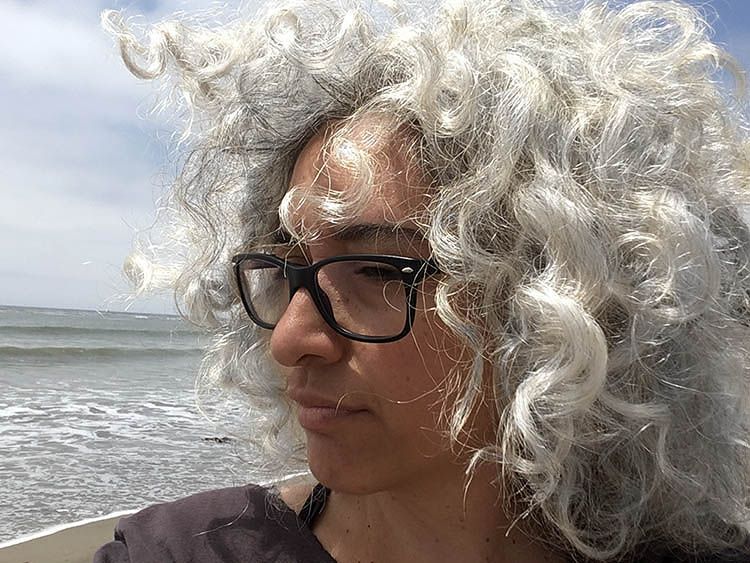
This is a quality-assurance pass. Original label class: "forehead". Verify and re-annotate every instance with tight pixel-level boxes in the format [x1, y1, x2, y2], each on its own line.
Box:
[289, 117, 430, 226]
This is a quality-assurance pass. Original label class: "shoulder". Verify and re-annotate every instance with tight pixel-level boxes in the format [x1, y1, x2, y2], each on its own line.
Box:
[117, 484, 274, 538]
[93, 483, 333, 563]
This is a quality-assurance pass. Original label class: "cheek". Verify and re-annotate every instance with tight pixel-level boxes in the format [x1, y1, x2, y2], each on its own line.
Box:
[397, 309, 488, 430]
[357, 311, 467, 409]
[410, 307, 468, 380]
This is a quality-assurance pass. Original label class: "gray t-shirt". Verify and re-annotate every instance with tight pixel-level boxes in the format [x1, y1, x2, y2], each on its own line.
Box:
[93, 484, 335, 563]
[92, 483, 742, 562]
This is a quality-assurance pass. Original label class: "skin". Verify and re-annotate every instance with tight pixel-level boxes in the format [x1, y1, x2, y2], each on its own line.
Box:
[273, 117, 566, 563]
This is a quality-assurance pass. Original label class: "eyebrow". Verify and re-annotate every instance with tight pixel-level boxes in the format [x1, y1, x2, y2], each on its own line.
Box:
[271, 224, 425, 245]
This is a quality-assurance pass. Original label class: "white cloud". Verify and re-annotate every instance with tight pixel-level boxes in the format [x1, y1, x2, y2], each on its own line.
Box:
[0, 0, 746, 314]
[0, 1, 174, 312]
[0, 2, 144, 101]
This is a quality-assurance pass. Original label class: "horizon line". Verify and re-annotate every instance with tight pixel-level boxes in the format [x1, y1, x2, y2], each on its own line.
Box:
[0, 303, 180, 318]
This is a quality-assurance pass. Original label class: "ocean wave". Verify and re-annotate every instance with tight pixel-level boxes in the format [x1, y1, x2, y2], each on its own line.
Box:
[0, 324, 197, 337]
[0, 345, 204, 360]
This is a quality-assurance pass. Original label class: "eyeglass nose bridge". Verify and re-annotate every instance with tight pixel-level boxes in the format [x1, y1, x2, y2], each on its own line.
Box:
[283, 263, 335, 322]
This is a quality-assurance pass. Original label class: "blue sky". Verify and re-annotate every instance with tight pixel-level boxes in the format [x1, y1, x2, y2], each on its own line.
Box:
[0, 0, 748, 314]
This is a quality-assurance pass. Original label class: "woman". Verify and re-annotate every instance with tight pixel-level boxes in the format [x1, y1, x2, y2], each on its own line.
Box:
[96, 0, 750, 561]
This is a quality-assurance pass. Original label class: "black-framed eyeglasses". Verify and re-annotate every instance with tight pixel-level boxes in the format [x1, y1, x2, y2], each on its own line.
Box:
[231, 253, 440, 343]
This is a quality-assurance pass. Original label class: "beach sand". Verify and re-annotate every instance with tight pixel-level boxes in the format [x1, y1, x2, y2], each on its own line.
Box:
[0, 517, 121, 563]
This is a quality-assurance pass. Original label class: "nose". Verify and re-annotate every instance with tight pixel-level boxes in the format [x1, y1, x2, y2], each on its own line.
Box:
[269, 287, 346, 367]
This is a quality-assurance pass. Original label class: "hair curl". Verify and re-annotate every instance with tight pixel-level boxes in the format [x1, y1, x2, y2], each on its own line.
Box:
[104, 0, 750, 559]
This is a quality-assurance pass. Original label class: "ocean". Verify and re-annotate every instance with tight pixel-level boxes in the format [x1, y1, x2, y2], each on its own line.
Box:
[0, 305, 258, 544]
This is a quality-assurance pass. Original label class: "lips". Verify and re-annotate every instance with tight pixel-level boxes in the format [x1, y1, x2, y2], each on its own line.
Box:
[287, 389, 368, 432]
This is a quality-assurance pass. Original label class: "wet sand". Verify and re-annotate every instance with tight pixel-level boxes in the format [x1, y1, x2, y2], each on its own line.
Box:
[0, 516, 126, 563]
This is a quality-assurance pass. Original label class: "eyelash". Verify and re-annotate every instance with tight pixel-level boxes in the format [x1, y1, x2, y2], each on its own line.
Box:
[354, 265, 402, 281]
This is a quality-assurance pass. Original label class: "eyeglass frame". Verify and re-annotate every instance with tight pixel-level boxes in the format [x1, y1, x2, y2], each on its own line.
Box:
[231, 252, 441, 343]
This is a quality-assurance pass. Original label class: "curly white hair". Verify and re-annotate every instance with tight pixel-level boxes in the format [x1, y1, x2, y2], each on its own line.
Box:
[103, 0, 750, 559]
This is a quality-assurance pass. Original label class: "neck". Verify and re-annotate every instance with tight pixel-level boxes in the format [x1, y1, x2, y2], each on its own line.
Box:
[313, 463, 566, 563]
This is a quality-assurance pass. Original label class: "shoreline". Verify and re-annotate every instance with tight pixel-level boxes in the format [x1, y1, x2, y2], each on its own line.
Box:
[0, 510, 137, 563]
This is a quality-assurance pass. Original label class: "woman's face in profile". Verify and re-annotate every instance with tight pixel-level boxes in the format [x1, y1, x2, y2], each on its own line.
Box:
[269, 119, 494, 494]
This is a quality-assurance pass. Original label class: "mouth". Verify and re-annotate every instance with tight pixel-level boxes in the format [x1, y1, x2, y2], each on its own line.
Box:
[287, 390, 369, 432]
[296, 404, 368, 431]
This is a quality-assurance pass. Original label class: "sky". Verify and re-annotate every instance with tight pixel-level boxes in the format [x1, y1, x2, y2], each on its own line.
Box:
[0, 0, 748, 314]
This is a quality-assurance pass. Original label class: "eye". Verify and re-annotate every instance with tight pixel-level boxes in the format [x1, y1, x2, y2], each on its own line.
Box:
[354, 264, 403, 282]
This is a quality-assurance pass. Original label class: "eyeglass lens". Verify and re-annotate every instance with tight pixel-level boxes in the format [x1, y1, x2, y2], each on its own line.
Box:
[238, 259, 409, 338]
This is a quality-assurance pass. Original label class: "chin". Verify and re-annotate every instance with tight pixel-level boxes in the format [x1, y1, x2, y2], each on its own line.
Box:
[304, 436, 387, 495]
[306, 445, 367, 494]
